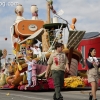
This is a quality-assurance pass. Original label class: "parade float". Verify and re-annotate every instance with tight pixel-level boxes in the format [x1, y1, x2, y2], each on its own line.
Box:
[0, 0, 93, 90]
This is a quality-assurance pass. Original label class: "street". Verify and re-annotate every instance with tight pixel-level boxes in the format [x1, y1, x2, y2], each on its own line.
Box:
[0, 89, 100, 100]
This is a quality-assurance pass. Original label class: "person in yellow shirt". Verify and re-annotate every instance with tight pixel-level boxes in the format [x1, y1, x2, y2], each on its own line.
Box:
[45, 42, 69, 100]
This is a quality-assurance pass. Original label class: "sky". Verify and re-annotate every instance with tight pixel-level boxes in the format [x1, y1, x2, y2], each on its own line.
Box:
[0, 0, 100, 62]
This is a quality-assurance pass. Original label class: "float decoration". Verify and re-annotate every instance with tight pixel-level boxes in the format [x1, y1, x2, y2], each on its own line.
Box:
[0, 0, 88, 90]
[64, 76, 85, 88]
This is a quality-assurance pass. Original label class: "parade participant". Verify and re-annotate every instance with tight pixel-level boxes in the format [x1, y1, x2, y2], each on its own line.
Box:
[31, 60, 37, 87]
[31, 43, 41, 57]
[86, 48, 100, 100]
[24, 57, 33, 87]
[45, 42, 69, 100]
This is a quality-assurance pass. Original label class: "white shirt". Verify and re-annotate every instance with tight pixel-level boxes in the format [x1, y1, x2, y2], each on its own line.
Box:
[89, 56, 98, 62]
[31, 47, 41, 56]
[89, 56, 99, 65]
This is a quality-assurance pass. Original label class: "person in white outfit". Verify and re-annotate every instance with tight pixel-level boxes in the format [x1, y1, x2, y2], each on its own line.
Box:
[31, 43, 41, 57]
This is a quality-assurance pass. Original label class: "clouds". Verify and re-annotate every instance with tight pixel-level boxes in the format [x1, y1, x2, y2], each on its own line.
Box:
[57, 0, 100, 31]
[0, 15, 15, 54]
[0, 0, 100, 58]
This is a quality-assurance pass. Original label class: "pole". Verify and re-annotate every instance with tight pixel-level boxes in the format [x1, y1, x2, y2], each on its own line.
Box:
[47, 2, 50, 23]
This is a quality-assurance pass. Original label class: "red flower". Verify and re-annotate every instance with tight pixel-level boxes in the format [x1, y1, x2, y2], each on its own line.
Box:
[47, 78, 55, 89]
[43, 83, 49, 90]
[33, 85, 41, 91]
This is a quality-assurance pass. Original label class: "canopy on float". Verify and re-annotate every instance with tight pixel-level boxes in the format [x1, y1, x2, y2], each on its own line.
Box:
[19, 28, 44, 44]
[67, 30, 86, 49]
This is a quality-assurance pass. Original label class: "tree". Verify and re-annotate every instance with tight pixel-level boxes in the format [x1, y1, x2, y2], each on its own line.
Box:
[0, 50, 3, 57]
[0, 50, 3, 69]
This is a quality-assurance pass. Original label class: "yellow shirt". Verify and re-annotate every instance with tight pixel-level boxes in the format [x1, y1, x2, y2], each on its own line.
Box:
[47, 52, 69, 71]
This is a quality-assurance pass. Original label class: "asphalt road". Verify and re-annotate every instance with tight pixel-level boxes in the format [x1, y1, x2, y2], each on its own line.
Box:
[0, 89, 100, 100]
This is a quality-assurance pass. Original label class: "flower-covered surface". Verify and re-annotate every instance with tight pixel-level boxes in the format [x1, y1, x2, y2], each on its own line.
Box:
[64, 76, 85, 88]
[47, 78, 55, 89]
[18, 79, 49, 91]
[1, 77, 100, 90]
